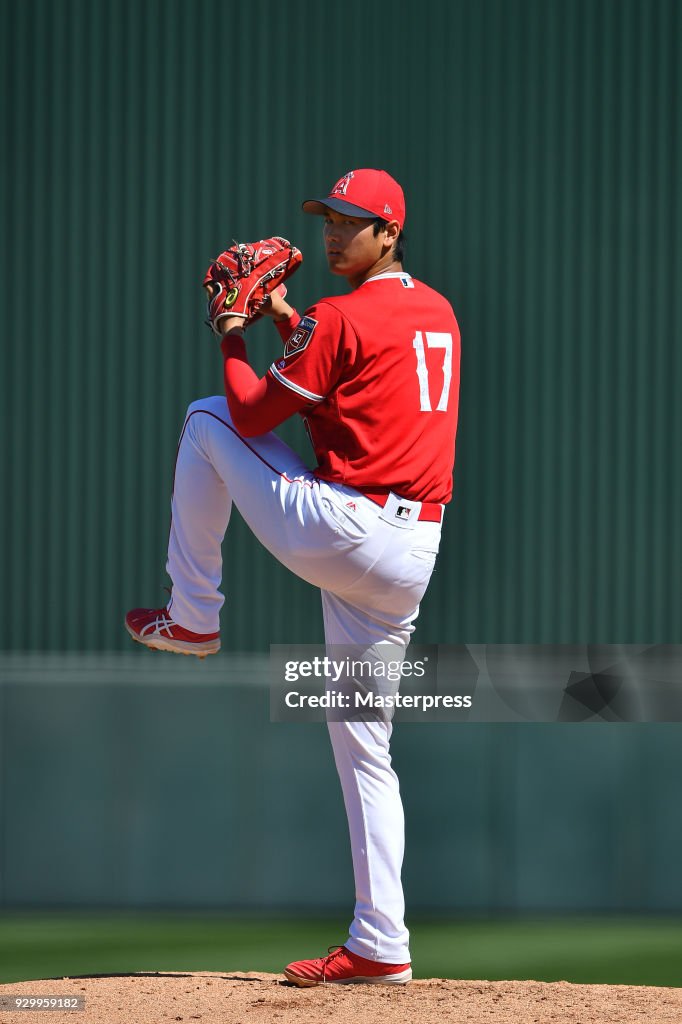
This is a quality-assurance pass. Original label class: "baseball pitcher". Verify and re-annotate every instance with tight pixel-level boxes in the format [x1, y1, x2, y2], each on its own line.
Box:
[126, 168, 461, 985]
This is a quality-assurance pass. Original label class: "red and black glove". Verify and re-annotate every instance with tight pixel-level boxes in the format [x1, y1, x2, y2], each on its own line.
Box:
[203, 236, 302, 334]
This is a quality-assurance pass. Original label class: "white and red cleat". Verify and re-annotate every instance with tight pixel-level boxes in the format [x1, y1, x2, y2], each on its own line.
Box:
[283, 945, 412, 986]
[125, 607, 220, 658]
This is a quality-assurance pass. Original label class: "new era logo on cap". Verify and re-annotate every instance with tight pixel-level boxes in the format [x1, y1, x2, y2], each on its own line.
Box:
[302, 168, 406, 230]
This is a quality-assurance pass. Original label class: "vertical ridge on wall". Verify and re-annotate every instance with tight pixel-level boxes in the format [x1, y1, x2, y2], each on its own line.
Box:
[1, 0, 680, 650]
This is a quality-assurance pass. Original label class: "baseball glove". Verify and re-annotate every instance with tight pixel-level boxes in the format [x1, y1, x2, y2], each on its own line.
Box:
[203, 236, 302, 334]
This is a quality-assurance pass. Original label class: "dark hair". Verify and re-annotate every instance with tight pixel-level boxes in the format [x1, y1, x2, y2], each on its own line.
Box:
[373, 218, 405, 263]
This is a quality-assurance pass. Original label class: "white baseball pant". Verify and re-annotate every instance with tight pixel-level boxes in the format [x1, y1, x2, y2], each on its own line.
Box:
[166, 396, 442, 964]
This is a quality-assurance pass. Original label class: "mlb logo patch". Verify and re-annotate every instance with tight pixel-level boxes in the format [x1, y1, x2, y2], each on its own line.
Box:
[396, 505, 412, 521]
[284, 315, 318, 358]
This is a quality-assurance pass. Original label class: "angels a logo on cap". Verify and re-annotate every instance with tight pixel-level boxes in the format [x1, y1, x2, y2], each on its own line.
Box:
[331, 171, 354, 196]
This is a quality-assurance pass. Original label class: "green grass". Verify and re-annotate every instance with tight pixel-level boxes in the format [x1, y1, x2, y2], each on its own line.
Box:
[0, 914, 680, 987]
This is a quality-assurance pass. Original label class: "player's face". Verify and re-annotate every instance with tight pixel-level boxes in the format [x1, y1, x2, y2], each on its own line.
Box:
[322, 210, 387, 285]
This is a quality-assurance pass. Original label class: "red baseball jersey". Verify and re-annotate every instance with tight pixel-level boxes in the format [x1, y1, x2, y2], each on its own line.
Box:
[268, 271, 461, 503]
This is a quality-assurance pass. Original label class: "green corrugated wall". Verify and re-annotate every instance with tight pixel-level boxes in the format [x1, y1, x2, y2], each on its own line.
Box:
[3, 656, 682, 911]
[2, 0, 680, 651]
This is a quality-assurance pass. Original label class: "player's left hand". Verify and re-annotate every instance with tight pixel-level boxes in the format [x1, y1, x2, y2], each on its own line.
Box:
[210, 286, 289, 336]
[203, 237, 302, 335]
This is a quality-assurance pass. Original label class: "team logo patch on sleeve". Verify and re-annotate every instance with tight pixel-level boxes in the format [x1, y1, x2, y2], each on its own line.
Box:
[284, 315, 318, 358]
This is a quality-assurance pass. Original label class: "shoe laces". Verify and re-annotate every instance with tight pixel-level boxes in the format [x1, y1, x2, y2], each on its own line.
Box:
[321, 945, 346, 981]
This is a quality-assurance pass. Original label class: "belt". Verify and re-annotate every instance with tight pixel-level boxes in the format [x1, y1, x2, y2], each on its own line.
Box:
[363, 490, 445, 523]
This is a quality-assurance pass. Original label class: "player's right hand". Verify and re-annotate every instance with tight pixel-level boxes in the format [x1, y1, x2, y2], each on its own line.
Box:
[259, 284, 295, 322]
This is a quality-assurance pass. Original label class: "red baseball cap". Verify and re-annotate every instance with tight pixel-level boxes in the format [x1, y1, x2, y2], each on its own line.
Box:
[302, 169, 406, 230]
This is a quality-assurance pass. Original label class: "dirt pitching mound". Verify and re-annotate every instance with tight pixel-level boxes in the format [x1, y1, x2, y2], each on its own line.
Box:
[1, 971, 682, 1024]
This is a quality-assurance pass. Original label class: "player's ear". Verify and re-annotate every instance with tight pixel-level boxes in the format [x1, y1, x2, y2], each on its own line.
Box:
[383, 219, 400, 252]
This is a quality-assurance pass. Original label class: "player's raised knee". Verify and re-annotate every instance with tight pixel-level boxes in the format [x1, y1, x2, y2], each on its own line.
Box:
[185, 395, 231, 422]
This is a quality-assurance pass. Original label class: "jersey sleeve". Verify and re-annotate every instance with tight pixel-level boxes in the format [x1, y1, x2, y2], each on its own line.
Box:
[220, 332, 309, 436]
[274, 309, 301, 345]
[267, 301, 357, 405]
